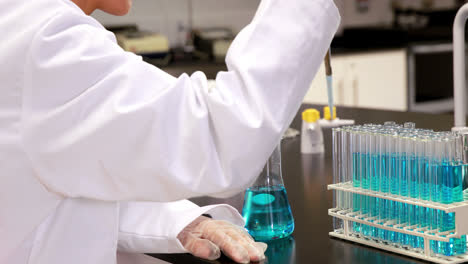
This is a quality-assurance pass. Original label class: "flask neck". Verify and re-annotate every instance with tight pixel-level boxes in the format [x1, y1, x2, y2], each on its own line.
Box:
[251, 143, 284, 188]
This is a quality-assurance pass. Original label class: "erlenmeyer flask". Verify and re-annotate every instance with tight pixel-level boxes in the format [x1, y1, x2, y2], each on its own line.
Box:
[241, 142, 295, 241]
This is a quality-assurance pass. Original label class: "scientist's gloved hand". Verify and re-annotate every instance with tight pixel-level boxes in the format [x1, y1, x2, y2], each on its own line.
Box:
[177, 216, 267, 263]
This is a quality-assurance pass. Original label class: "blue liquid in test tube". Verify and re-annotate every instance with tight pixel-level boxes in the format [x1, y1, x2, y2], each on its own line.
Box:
[389, 150, 400, 245]
[430, 154, 441, 255]
[453, 162, 466, 254]
[400, 152, 410, 247]
[418, 139, 431, 251]
[332, 123, 468, 256]
[379, 138, 390, 242]
[360, 131, 371, 238]
[352, 129, 361, 235]
[370, 131, 380, 239]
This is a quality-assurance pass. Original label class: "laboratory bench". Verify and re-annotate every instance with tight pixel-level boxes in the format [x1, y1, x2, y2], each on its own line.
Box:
[148, 105, 461, 264]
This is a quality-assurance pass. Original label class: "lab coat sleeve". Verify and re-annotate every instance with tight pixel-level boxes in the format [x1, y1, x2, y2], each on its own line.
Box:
[21, 0, 340, 201]
[117, 200, 244, 253]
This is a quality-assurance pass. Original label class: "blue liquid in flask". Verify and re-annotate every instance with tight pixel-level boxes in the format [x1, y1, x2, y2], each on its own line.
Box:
[242, 185, 294, 241]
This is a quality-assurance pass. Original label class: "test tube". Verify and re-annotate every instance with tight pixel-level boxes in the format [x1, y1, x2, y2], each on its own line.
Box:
[451, 134, 465, 255]
[397, 132, 410, 248]
[418, 134, 430, 251]
[428, 135, 441, 255]
[439, 133, 466, 256]
[441, 135, 454, 204]
[332, 128, 344, 233]
[389, 129, 400, 246]
[453, 133, 463, 203]
[408, 134, 421, 250]
[383, 120, 396, 243]
[351, 126, 361, 235]
[360, 128, 371, 238]
[369, 128, 380, 240]
[437, 135, 455, 256]
[332, 129, 342, 198]
[379, 129, 391, 243]
[453, 134, 467, 255]
[341, 127, 352, 212]
[453, 132, 466, 257]
[458, 130, 468, 196]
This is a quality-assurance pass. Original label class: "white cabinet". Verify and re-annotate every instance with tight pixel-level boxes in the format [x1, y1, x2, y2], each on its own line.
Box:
[303, 49, 407, 111]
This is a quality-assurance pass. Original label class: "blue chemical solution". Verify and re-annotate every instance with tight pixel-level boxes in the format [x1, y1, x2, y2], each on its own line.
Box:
[409, 155, 422, 249]
[353, 193, 361, 234]
[418, 156, 431, 250]
[352, 152, 361, 234]
[361, 195, 371, 238]
[430, 160, 441, 254]
[399, 203, 410, 247]
[455, 236, 467, 255]
[379, 153, 390, 242]
[427, 162, 467, 256]
[453, 163, 466, 255]
[242, 185, 294, 241]
[431, 209, 441, 255]
[371, 154, 380, 191]
[345, 139, 468, 256]
[362, 153, 369, 189]
[370, 154, 380, 238]
[399, 153, 410, 247]
[360, 152, 370, 237]
[420, 157, 431, 235]
[348, 151, 466, 254]
[439, 211, 455, 256]
[453, 164, 463, 203]
[378, 198, 389, 241]
[389, 153, 400, 245]
[441, 161, 453, 204]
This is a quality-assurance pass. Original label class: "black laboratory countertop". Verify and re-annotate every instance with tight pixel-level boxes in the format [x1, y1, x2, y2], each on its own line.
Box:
[148, 105, 461, 264]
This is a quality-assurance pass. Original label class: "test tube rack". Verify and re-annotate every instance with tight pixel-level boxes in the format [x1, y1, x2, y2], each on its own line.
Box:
[328, 182, 468, 263]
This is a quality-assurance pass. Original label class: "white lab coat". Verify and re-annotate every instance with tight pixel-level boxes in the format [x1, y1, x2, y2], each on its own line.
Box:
[0, 0, 340, 263]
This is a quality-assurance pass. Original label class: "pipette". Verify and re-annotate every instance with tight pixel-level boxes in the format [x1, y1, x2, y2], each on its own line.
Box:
[324, 49, 334, 120]
[317, 49, 355, 128]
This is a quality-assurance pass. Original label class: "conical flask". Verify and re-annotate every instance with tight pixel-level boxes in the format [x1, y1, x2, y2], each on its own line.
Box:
[241, 142, 295, 241]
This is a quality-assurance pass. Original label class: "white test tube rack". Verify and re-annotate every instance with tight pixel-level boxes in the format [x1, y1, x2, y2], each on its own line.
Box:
[326, 2, 468, 262]
[328, 182, 468, 264]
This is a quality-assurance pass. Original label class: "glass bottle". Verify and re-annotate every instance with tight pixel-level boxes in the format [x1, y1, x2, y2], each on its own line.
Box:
[241, 142, 295, 241]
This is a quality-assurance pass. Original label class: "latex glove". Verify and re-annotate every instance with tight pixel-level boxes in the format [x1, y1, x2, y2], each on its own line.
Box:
[177, 216, 267, 263]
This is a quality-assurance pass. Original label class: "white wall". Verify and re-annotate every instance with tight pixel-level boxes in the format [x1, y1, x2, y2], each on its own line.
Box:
[92, 0, 260, 47]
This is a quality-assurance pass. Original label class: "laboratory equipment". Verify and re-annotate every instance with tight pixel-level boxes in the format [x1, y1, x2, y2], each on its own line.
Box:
[318, 50, 355, 128]
[324, 49, 334, 120]
[301, 109, 324, 154]
[453, 3, 468, 128]
[242, 143, 295, 241]
[329, 122, 468, 264]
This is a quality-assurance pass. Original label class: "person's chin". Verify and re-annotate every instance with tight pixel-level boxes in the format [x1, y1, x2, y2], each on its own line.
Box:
[110, 1, 132, 16]
[113, 5, 131, 16]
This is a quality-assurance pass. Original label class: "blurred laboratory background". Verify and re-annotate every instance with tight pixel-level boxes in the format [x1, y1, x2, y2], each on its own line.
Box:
[92, 0, 468, 115]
